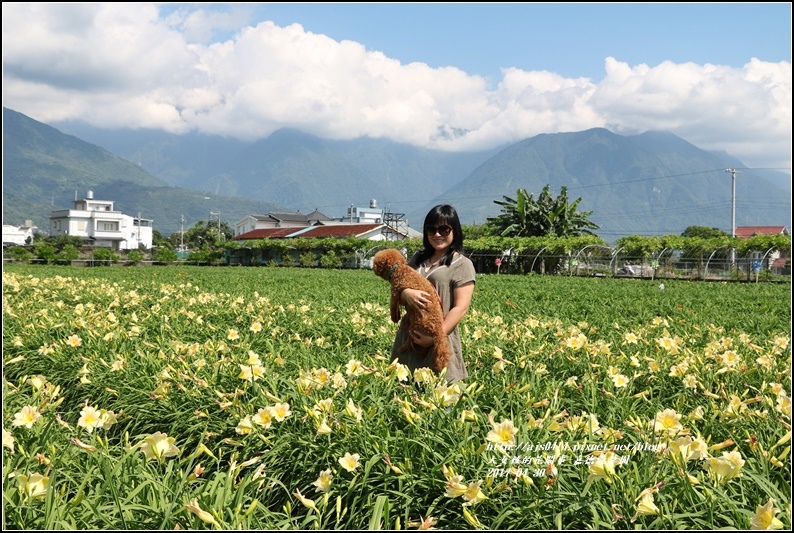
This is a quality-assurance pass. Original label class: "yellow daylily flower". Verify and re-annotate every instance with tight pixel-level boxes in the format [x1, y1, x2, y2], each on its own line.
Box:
[317, 418, 333, 435]
[750, 498, 784, 530]
[70, 437, 98, 453]
[445, 475, 468, 498]
[486, 419, 518, 446]
[3, 428, 15, 453]
[140, 432, 179, 462]
[17, 473, 49, 501]
[705, 451, 745, 484]
[634, 493, 659, 518]
[235, 416, 254, 435]
[184, 499, 219, 526]
[293, 489, 318, 512]
[587, 451, 618, 484]
[27, 375, 47, 390]
[462, 480, 488, 506]
[313, 469, 333, 493]
[77, 405, 104, 433]
[271, 402, 292, 422]
[12, 405, 41, 429]
[338, 452, 361, 472]
[652, 408, 683, 436]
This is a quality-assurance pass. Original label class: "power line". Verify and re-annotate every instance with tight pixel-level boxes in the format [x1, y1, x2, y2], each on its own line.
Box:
[300, 166, 791, 214]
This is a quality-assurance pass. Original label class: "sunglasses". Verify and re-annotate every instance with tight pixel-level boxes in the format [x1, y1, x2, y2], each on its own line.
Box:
[425, 224, 452, 236]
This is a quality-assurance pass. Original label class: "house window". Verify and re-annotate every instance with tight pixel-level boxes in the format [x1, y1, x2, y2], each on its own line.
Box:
[98, 221, 119, 232]
[78, 221, 87, 231]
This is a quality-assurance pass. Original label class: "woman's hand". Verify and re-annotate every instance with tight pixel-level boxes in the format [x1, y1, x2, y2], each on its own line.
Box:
[409, 327, 434, 348]
[401, 288, 431, 311]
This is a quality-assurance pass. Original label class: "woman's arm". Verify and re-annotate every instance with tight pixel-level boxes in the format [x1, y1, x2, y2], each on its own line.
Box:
[409, 281, 474, 346]
[440, 281, 474, 336]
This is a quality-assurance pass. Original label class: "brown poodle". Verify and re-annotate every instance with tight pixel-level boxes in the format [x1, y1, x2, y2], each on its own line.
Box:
[372, 248, 451, 372]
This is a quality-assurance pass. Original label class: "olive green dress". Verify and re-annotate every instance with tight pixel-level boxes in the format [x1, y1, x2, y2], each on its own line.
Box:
[391, 251, 476, 382]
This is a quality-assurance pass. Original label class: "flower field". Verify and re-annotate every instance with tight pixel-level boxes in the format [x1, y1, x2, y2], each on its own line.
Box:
[2, 264, 791, 530]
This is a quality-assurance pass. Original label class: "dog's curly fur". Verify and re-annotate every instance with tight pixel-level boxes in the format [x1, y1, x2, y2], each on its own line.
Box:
[372, 248, 451, 372]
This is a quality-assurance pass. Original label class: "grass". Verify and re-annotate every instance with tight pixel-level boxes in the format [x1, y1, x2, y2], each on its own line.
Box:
[2, 264, 791, 529]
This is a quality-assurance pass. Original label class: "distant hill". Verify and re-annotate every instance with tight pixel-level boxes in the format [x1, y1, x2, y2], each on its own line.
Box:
[5, 107, 791, 241]
[2, 108, 287, 235]
[409, 128, 791, 240]
[51, 120, 501, 224]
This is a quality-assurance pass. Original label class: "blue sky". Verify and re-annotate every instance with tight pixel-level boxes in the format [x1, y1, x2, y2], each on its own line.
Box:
[230, 3, 792, 82]
[2, 2, 792, 170]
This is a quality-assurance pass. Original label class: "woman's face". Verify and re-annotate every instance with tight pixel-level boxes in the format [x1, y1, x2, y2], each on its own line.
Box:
[425, 222, 453, 253]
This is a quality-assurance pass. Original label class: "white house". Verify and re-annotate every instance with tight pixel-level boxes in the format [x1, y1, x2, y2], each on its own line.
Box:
[339, 199, 385, 224]
[3, 220, 37, 246]
[49, 191, 153, 250]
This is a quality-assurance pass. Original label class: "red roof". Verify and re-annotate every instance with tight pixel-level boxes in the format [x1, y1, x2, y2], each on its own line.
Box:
[735, 226, 789, 238]
[234, 228, 299, 240]
[234, 223, 384, 240]
[299, 224, 384, 238]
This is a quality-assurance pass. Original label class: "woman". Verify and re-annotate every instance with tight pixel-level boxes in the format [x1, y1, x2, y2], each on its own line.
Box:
[392, 205, 476, 382]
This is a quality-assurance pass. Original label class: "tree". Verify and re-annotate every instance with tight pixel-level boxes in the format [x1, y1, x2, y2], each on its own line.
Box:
[175, 220, 233, 249]
[55, 244, 80, 263]
[155, 247, 178, 263]
[34, 242, 56, 263]
[152, 230, 171, 249]
[93, 248, 119, 263]
[681, 226, 728, 238]
[45, 234, 84, 252]
[127, 250, 145, 264]
[6, 246, 32, 262]
[462, 223, 492, 240]
[486, 185, 600, 238]
[487, 187, 538, 237]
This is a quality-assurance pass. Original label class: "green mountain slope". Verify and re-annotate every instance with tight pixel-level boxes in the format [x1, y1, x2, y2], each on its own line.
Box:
[7, 108, 790, 241]
[49, 120, 500, 221]
[411, 128, 790, 239]
[2, 108, 286, 235]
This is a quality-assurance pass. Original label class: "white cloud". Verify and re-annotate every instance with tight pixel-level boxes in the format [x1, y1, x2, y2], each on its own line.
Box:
[2, 3, 790, 170]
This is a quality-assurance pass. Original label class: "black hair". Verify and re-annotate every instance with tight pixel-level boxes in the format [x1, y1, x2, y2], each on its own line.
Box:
[417, 204, 464, 267]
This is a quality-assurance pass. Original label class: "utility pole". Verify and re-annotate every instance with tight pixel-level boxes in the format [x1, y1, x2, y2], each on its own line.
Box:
[210, 211, 221, 241]
[725, 169, 739, 238]
[180, 214, 185, 250]
[725, 169, 739, 270]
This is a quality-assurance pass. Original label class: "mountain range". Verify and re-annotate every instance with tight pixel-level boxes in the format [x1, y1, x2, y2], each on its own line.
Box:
[3, 106, 790, 241]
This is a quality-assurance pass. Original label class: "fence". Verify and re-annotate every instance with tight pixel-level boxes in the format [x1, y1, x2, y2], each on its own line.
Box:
[5, 247, 789, 281]
[465, 251, 789, 281]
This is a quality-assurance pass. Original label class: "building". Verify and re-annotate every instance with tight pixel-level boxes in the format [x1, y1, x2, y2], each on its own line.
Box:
[49, 191, 153, 250]
[231, 222, 414, 267]
[234, 222, 390, 242]
[734, 226, 790, 239]
[234, 210, 331, 236]
[735, 225, 790, 273]
[234, 200, 421, 240]
[340, 199, 384, 224]
[2, 220, 37, 246]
